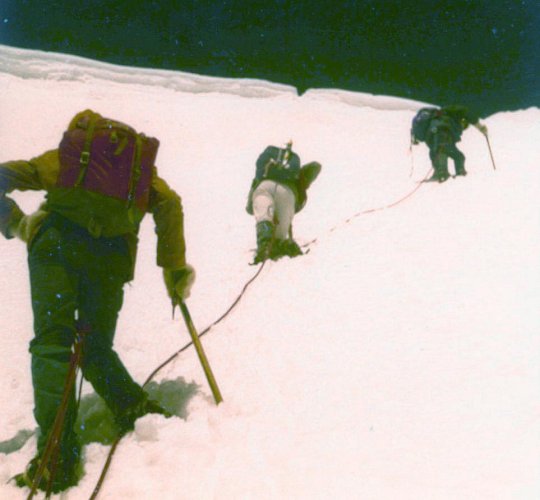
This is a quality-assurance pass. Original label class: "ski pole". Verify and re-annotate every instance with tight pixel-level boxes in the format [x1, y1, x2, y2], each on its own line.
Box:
[179, 301, 223, 405]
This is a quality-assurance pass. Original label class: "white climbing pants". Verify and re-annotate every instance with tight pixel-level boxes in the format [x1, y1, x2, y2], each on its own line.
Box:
[252, 180, 295, 240]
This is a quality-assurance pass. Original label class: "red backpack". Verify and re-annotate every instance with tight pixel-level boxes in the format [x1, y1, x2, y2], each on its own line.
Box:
[47, 110, 159, 237]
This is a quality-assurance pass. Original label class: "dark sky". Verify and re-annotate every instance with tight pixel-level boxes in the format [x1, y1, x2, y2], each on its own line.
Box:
[1, 1, 538, 117]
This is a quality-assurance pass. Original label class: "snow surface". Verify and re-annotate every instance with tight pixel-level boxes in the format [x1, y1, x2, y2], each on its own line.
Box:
[0, 44, 539, 499]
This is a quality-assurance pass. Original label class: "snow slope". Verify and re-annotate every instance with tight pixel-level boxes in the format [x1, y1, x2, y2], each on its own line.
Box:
[0, 45, 539, 499]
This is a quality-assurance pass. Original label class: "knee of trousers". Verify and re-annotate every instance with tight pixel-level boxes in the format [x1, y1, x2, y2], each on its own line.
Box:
[29, 336, 75, 389]
[80, 330, 113, 358]
[29, 340, 79, 437]
[30, 340, 73, 363]
[252, 193, 275, 222]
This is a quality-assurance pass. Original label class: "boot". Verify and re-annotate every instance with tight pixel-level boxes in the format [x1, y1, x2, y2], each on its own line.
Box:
[270, 239, 303, 260]
[13, 443, 83, 493]
[454, 162, 467, 176]
[282, 239, 303, 258]
[430, 162, 450, 182]
[253, 221, 274, 264]
[21, 353, 83, 492]
[115, 394, 172, 436]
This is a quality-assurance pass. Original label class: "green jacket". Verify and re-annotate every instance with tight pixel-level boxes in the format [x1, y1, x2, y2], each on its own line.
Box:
[0, 149, 186, 280]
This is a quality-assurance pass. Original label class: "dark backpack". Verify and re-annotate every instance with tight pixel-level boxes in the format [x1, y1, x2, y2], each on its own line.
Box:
[255, 145, 301, 184]
[47, 110, 159, 237]
[411, 107, 438, 143]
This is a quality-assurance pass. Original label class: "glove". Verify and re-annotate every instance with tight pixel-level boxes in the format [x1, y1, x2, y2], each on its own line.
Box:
[0, 194, 24, 240]
[299, 161, 322, 191]
[9, 207, 49, 242]
[475, 123, 488, 135]
[163, 264, 195, 305]
[0, 191, 11, 216]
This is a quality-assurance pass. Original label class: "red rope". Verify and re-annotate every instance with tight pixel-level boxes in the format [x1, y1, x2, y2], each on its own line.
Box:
[303, 168, 432, 249]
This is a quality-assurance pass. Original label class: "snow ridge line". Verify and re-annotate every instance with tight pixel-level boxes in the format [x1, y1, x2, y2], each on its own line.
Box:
[0, 44, 297, 99]
[0, 46, 438, 109]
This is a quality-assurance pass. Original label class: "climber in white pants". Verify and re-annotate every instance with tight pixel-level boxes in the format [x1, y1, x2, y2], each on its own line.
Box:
[252, 180, 296, 240]
[246, 141, 322, 264]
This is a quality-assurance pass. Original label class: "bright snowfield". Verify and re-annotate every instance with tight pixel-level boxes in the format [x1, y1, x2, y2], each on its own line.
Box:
[0, 45, 539, 499]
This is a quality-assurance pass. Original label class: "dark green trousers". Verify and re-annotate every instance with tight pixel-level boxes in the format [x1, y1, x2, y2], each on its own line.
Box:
[28, 214, 144, 458]
[428, 129, 466, 177]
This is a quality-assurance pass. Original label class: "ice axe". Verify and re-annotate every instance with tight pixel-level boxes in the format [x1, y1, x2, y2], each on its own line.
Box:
[178, 301, 223, 405]
[476, 125, 497, 171]
[483, 131, 497, 171]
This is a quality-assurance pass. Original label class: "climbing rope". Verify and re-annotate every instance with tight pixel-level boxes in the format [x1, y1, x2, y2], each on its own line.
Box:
[144, 259, 268, 386]
[302, 167, 433, 250]
[90, 168, 433, 499]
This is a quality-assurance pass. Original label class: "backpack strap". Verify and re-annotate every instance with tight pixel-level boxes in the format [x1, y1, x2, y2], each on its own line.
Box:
[263, 146, 291, 178]
[127, 134, 143, 208]
[75, 116, 97, 187]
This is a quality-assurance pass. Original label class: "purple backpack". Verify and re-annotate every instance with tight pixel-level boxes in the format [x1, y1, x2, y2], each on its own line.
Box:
[48, 110, 160, 237]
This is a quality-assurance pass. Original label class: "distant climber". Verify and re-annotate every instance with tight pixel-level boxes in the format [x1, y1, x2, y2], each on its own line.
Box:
[246, 141, 321, 264]
[411, 104, 488, 182]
